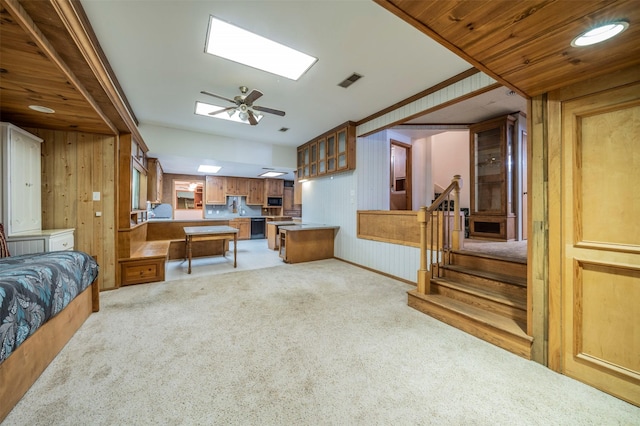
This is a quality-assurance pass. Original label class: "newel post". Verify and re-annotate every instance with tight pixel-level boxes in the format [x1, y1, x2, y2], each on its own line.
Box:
[452, 174, 463, 251]
[417, 206, 429, 294]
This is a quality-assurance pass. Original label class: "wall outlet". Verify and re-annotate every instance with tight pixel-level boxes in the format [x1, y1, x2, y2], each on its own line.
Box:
[92, 192, 101, 201]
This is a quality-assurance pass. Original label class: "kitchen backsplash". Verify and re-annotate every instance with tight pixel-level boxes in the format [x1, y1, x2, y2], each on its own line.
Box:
[204, 196, 262, 218]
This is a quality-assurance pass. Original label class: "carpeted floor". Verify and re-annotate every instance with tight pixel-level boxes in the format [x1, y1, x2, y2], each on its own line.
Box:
[4, 260, 638, 425]
[461, 238, 528, 262]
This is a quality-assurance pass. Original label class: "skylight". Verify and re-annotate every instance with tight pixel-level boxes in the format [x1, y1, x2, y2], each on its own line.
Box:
[205, 16, 317, 80]
[198, 165, 221, 173]
[259, 171, 286, 178]
[195, 101, 262, 125]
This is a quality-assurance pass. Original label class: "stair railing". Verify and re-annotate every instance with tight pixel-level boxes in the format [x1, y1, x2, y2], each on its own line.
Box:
[417, 175, 462, 295]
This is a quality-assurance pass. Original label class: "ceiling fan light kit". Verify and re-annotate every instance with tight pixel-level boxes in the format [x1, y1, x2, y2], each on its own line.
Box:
[198, 86, 285, 126]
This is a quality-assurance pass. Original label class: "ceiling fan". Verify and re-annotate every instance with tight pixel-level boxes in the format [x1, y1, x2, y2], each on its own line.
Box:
[200, 86, 285, 125]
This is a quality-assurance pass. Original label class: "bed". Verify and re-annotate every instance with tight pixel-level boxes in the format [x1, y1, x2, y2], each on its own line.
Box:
[0, 250, 100, 422]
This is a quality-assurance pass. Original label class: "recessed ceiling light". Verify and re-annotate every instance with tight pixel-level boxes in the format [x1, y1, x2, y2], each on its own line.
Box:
[198, 165, 221, 173]
[571, 21, 629, 47]
[259, 171, 286, 178]
[28, 105, 55, 114]
[205, 16, 317, 81]
[195, 101, 262, 125]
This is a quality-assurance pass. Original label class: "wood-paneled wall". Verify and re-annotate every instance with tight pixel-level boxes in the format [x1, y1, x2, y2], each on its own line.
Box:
[28, 128, 118, 290]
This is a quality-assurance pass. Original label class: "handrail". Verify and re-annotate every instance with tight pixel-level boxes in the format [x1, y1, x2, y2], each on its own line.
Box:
[416, 175, 462, 294]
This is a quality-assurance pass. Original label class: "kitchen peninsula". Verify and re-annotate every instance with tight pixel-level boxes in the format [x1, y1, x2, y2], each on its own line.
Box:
[278, 224, 340, 264]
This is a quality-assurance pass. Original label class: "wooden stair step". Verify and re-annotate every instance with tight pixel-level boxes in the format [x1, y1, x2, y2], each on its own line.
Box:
[408, 290, 532, 359]
[443, 264, 527, 287]
[431, 277, 526, 311]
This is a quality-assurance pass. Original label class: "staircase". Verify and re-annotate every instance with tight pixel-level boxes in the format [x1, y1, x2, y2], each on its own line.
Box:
[408, 250, 532, 359]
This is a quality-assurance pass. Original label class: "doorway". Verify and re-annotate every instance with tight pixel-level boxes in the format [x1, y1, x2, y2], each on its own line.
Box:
[390, 140, 412, 210]
[173, 179, 204, 220]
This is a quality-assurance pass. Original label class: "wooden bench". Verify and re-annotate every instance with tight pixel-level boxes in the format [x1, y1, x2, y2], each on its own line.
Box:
[120, 240, 171, 286]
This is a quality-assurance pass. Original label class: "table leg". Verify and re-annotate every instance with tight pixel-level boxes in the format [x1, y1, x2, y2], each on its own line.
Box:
[233, 234, 237, 267]
[187, 236, 192, 274]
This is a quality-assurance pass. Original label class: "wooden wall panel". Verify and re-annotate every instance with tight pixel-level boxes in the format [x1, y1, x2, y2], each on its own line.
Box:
[29, 128, 117, 290]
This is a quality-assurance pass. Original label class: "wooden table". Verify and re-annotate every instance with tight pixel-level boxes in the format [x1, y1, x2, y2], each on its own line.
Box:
[184, 225, 238, 274]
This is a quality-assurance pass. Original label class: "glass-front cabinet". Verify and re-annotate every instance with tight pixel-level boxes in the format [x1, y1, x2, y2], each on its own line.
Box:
[296, 121, 355, 182]
[318, 138, 326, 175]
[469, 114, 516, 240]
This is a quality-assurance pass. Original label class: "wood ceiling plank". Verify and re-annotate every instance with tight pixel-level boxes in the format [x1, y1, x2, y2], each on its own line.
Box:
[378, 0, 640, 96]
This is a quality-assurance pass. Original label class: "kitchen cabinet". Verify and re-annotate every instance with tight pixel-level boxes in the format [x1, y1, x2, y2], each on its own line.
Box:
[247, 179, 264, 205]
[469, 114, 516, 240]
[229, 218, 251, 240]
[309, 141, 317, 177]
[147, 158, 163, 203]
[264, 178, 284, 197]
[1, 123, 43, 236]
[279, 225, 339, 264]
[296, 121, 355, 180]
[225, 177, 249, 196]
[205, 176, 225, 204]
[317, 137, 326, 175]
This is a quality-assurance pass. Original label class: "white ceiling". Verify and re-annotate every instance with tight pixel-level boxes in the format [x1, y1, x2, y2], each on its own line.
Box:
[80, 0, 526, 178]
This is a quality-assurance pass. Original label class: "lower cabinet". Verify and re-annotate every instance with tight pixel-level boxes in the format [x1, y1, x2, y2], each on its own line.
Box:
[6, 228, 75, 256]
[229, 218, 251, 240]
[120, 257, 165, 286]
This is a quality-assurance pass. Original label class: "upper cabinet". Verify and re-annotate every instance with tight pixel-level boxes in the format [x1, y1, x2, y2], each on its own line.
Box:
[205, 176, 225, 204]
[147, 158, 163, 203]
[297, 121, 355, 180]
[1, 123, 43, 236]
[247, 179, 265, 205]
[225, 177, 249, 196]
[469, 114, 517, 241]
[264, 178, 284, 197]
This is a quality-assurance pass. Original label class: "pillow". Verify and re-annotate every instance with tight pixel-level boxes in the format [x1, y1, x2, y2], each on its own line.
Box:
[0, 223, 10, 258]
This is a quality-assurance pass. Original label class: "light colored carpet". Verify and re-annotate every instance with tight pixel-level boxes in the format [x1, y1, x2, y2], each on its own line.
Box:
[4, 260, 638, 425]
[461, 239, 528, 262]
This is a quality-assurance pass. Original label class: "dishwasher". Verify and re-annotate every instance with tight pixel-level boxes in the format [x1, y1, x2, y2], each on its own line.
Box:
[250, 217, 266, 239]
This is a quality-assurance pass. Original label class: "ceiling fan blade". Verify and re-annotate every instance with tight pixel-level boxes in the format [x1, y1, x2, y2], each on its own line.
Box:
[247, 110, 258, 126]
[200, 90, 237, 104]
[253, 105, 286, 117]
[208, 106, 237, 116]
[243, 89, 263, 106]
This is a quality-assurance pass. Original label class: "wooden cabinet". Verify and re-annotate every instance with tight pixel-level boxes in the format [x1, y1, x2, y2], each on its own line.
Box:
[469, 114, 516, 241]
[229, 218, 250, 240]
[225, 177, 249, 196]
[296, 121, 355, 180]
[247, 179, 264, 205]
[205, 176, 225, 204]
[264, 178, 284, 197]
[279, 226, 338, 263]
[6, 228, 75, 256]
[147, 158, 163, 203]
[1, 123, 43, 236]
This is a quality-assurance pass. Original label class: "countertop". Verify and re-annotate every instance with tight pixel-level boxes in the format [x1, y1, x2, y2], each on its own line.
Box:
[149, 215, 293, 222]
[268, 221, 298, 226]
[278, 224, 340, 231]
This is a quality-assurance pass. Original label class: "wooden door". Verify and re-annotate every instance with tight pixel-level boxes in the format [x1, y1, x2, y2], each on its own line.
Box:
[551, 82, 640, 405]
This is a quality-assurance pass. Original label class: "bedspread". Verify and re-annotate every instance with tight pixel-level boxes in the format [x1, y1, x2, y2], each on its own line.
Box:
[0, 251, 99, 364]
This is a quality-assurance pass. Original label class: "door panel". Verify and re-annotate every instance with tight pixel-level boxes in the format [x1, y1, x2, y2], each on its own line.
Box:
[559, 83, 640, 405]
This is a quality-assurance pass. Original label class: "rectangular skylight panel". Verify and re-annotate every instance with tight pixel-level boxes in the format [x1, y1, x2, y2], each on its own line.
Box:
[205, 16, 317, 81]
[198, 165, 221, 173]
[195, 101, 261, 125]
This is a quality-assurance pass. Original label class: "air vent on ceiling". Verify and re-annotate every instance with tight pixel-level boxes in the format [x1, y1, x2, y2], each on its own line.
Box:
[279, 127, 289, 132]
[338, 72, 363, 88]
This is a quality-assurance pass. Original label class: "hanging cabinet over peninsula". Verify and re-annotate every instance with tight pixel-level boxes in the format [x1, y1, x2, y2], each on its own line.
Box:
[297, 121, 355, 180]
[469, 114, 516, 241]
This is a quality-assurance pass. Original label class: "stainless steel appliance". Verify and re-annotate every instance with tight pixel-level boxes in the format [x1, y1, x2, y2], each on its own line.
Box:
[267, 197, 282, 206]
[250, 217, 266, 239]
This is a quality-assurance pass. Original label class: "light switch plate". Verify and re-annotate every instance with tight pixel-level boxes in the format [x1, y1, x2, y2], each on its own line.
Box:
[92, 192, 101, 201]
